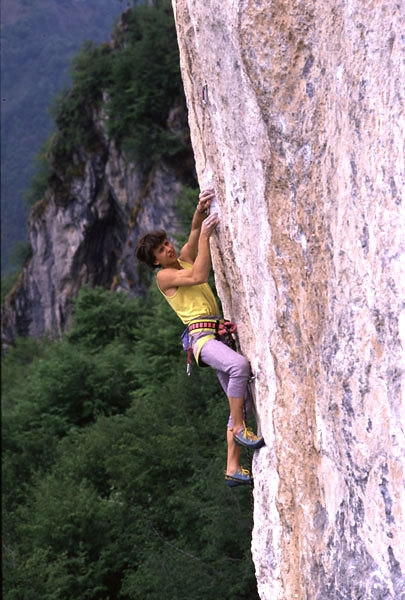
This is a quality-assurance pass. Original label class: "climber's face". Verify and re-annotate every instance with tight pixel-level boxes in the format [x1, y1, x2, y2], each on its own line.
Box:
[152, 238, 178, 268]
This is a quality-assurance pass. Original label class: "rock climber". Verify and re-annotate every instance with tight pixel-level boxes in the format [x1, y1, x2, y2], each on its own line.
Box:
[135, 189, 264, 486]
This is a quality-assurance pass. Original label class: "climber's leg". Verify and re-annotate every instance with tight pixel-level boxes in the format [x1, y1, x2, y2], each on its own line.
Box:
[224, 426, 253, 486]
[199, 337, 250, 399]
[226, 427, 241, 474]
[199, 338, 264, 453]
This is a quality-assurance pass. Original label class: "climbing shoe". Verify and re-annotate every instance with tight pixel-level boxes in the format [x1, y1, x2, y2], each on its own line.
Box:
[232, 422, 265, 450]
[225, 467, 252, 487]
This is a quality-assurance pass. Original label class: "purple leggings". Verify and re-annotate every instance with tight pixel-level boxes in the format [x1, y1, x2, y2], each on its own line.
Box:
[196, 336, 252, 428]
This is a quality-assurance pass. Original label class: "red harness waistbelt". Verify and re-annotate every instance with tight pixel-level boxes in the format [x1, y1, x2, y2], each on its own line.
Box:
[188, 319, 237, 336]
[188, 321, 217, 333]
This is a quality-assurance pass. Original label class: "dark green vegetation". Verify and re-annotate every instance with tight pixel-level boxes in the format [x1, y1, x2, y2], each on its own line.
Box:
[2, 286, 259, 600]
[47, 0, 185, 179]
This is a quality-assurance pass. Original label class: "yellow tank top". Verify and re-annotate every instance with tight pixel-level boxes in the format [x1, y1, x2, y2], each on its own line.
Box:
[157, 260, 220, 324]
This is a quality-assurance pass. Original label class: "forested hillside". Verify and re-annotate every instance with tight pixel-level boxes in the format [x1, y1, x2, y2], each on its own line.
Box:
[1, 0, 124, 273]
[3, 284, 258, 599]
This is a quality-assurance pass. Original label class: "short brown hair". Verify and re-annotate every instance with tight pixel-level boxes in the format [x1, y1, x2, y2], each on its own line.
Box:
[135, 230, 167, 269]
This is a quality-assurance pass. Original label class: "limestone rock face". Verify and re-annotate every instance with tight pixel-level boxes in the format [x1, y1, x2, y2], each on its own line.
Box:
[172, 1, 404, 598]
[2, 113, 188, 342]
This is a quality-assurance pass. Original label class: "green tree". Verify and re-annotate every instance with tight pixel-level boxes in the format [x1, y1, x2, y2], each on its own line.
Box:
[3, 286, 259, 599]
[104, 0, 185, 164]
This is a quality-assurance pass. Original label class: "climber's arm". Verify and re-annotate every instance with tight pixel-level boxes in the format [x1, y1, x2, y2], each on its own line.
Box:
[179, 189, 215, 264]
[158, 213, 219, 291]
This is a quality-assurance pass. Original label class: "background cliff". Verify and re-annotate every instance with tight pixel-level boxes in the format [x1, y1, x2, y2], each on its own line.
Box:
[2, 5, 196, 342]
[172, 0, 404, 598]
[1, 0, 124, 273]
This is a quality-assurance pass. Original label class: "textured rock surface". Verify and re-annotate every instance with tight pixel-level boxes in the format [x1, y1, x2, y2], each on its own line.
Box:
[172, 0, 404, 598]
[2, 107, 190, 342]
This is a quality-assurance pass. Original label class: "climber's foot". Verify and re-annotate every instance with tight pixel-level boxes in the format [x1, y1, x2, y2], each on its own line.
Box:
[225, 467, 252, 487]
[232, 422, 265, 450]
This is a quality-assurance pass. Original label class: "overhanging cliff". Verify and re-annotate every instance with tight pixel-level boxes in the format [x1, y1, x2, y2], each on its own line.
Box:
[172, 1, 404, 598]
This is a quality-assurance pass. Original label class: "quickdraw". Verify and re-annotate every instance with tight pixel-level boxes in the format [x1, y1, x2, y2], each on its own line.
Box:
[216, 320, 237, 351]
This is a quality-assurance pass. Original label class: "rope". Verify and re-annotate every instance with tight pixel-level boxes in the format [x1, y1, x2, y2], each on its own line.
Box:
[244, 378, 256, 511]
[232, 329, 256, 511]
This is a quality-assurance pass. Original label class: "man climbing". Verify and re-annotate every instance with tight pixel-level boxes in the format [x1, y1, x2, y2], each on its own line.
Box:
[135, 189, 264, 487]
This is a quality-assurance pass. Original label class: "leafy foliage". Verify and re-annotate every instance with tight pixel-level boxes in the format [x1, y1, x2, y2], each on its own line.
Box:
[46, 0, 184, 175]
[48, 41, 113, 169]
[0, 241, 33, 302]
[2, 286, 259, 600]
[105, 1, 184, 164]
[23, 141, 53, 209]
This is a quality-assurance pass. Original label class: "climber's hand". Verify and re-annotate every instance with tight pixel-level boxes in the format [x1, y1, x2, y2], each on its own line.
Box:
[201, 212, 219, 237]
[197, 189, 215, 213]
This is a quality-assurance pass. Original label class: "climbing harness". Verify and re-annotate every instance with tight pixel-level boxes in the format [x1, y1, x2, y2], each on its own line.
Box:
[216, 320, 237, 350]
[188, 320, 218, 334]
[182, 318, 238, 375]
[188, 319, 236, 344]
[180, 327, 193, 376]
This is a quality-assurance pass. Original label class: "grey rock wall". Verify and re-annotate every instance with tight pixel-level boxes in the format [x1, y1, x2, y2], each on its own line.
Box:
[2, 115, 187, 343]
[172, 0, 405, 598]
